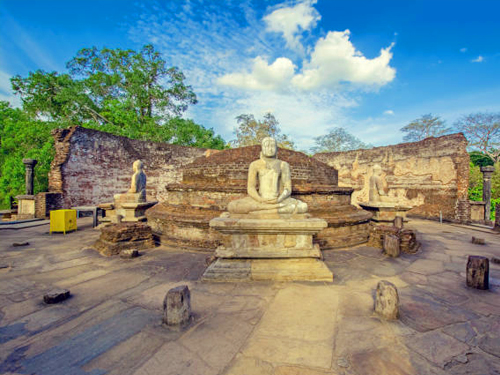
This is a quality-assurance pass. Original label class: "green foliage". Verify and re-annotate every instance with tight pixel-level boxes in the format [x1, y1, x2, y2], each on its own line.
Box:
[231, 113, 295, 149]
[468, 161, 500, 220]
[0, 101, 59, 208]
[311, 127, 371, 153]
[469, 151, 494, 167]
[2, 45, 226, 208]
[400, 114, 451, 142]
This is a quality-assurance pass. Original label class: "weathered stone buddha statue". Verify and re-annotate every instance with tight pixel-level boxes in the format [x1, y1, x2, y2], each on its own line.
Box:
[100, 159, 157, 222]
[203, 137, 333, 282]
[369, 164, 398, 204]
[360, 164, 410, 223]
[114, 160, 147, 203]
[228, 137, 308, 215]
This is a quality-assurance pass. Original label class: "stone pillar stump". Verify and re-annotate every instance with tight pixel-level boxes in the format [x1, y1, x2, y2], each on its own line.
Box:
[466, 255, 489, 290]
[163, 285, 191, 326]
[375, 280, 399, 320]
[480, 166, 495, 223]
[22, 158, 38, 195]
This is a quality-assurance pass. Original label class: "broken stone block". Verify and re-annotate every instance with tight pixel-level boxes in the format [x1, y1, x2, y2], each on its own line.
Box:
[163, 285, 191, 326]
[94, 222, 155, 256]
[399, 229, 420, 254]
[393, 216, 404, 229]
[383, 234, 401, 257]
[13, 242, 29, 247]
[367, 225, 399, 249]
[466, 256, 489, 290]
[375, 280, 399, 320]
[120, 249, 139, 259]
[471, 236, 485, 245]
[44, 289, 70, 304]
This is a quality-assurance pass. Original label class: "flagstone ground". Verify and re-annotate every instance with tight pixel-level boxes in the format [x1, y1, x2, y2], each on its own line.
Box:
[0, 218, 499, 375]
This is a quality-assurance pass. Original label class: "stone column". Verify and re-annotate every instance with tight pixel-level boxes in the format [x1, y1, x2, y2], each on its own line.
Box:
[480, 166, 495, 222]
[22, 158, 38, 195]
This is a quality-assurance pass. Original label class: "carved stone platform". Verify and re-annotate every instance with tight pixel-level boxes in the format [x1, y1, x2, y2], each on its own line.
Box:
[100, 201, 157, 223]
[359, 202, 411, 223]
[202, 214, 333, 282]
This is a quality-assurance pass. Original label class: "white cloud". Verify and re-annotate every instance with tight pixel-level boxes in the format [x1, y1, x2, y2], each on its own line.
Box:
[217, 56, 296, 91]
[383, 110, 394, 115]
[292, 30, 396, 90]
[460, 47, 467, 53]
[264, 0, 320, 54]
[472, 55, 484, 63]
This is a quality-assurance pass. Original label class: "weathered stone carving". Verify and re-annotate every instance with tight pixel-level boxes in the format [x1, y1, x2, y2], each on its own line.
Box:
[163, 285, 191, 326]
[360, 164, 411, 223]
[466, 255, 489, 290]
[228, 137, 307, 215]
[100, 160, 157, 222]
[375, 280, 399, 320]
[203, 138, 333, 282]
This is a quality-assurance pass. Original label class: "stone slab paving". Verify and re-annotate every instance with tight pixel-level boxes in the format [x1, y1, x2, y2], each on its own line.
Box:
[0, 217, 499, 375]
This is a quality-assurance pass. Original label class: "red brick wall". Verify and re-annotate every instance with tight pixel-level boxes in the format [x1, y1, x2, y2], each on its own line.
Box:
[313, 134, 470, 222]
[49, 127, 207, 208]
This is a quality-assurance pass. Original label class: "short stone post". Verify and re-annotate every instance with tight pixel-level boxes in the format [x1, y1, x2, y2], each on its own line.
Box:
[393, 216, 404, 229]
[375, 280, 399, 320]
[480, 166, 495, 223]
[383, 234, 401, 257]
[22, 158, 38, 195]
[466, 256, 489, 290]
[163, 285, 191, 326]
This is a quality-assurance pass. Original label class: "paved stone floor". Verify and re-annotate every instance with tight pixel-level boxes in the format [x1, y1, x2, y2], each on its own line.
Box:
[0, 218, 499, 375]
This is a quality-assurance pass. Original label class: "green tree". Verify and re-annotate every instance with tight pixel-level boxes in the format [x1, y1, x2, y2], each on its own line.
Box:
[0, 101, 57, 208]
[400, 114, 451, 142]
[455, 112, 500, 163]
[311, 127, 371, 153]
[10, 44, 225, 147]
[231, 113, 295, 149]
[469, 151, 494, 167]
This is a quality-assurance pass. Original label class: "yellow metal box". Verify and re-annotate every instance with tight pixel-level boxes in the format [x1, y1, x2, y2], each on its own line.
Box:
[50, 209, 77, 234]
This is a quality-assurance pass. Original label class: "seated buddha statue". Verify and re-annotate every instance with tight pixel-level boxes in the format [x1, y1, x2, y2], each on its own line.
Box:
[227, 137, 307, 215]
[369, 164, 398, 204]
[114, 160, 147, 204]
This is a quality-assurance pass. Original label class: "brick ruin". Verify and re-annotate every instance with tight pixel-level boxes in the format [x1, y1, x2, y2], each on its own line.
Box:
[313, 134, 470, 222]
[147, 145, 371, 250]
[49, 126, 206, 208]
[46, 127, 471, 249]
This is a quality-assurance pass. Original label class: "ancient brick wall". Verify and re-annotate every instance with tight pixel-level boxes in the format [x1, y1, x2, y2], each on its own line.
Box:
[313, 134, 470, 222]
[35, 192, 63, 219]
[49, 126, 207, 208]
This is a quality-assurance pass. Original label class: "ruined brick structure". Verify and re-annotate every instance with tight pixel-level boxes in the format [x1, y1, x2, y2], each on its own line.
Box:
[313, 134, 470, 222]
[147, 146, 371, 250]
[49, 126, 206, 208]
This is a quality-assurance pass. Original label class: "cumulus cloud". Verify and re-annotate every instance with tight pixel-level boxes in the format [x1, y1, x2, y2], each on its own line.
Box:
[460, 47, 467, 53]
[292, 30, 396, 90]
[264, 0, 320, 54]
[383, 110, 394, 115]
[217, 56, 296, 91]
[472, 55, 484, 63]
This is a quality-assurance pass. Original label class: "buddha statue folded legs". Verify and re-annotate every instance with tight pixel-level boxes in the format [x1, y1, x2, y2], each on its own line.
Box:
[227, 137, 308, 216]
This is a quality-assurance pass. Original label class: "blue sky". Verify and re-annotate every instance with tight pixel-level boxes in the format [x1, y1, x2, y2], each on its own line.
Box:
[1, 0, 499, 150]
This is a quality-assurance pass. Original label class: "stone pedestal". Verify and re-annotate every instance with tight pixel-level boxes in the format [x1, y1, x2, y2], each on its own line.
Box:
[100, 201, 157, 223]
[359, 202, 411, 223]
[14, 195, 35, 220]
[94, 222, 155, 256]
[202, 214, 333, 282]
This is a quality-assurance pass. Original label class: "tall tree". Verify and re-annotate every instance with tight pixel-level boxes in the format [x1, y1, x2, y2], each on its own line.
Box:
[10, 44, 225, 147]
[455, 112, 500, 163]
[311, 127, 371, 153]
[231, 113, 295, 149]
[400, 114, 451, 142]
